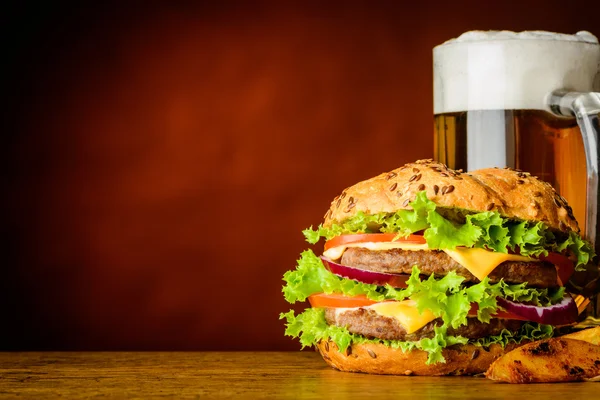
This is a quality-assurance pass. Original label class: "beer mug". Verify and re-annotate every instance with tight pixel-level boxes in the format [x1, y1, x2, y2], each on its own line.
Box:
[433, 31, 600, 317]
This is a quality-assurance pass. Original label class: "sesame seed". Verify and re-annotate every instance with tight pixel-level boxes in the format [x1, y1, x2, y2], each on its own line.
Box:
[553, 198, 561, 208]
[409, 174, 418, 182]
[486, 203, 494, 211]
[389, 182, 398, 191]
[386, 172, 397, 180]
[418, 184, 425, 191]
[433, 185, 439, 195]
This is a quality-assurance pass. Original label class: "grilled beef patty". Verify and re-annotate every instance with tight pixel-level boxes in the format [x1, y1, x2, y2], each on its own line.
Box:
[324, 307, 523, 341]
[340, 247, 557, 288]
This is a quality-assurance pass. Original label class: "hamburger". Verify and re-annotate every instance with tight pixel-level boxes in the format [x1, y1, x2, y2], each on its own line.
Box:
[280, 159, 594, 375]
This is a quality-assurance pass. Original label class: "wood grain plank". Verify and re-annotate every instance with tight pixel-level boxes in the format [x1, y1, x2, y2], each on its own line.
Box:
[0, 352, 597, 399]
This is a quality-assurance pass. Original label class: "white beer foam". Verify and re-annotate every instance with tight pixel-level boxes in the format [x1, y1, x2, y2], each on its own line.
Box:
[445, 30, 599, 44]
[434, 31, 600, 113]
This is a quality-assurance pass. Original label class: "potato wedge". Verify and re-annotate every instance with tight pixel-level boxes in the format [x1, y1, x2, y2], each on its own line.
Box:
[485, 338, 600, 383]
[562, 326, 600, 346]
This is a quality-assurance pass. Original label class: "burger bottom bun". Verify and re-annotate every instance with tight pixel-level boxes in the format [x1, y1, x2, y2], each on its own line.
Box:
[316, 339, 525, 376]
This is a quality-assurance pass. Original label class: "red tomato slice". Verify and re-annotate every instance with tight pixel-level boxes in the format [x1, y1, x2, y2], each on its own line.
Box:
[539, 252, 575, 286]
[308, 293, 379, 308]
[324, 233, 426, 251]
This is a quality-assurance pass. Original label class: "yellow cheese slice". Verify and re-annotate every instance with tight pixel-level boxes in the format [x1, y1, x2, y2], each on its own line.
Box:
[369, 300, 436, 334]
[443, 247, 535, 281]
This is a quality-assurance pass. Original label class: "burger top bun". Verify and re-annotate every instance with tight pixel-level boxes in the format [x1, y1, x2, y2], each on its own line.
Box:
[471, 167, 579, 233]
[323, 159, 579, 233]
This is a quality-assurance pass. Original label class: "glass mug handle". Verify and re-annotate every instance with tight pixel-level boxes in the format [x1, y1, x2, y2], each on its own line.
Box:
[548, 91, 600, 255]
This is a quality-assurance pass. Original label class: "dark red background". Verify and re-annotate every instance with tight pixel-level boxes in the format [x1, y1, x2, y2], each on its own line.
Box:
[3, 1, 599, 350]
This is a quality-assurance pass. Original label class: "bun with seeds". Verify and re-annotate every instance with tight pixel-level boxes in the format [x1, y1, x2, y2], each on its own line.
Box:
[325, 159, 578, 233]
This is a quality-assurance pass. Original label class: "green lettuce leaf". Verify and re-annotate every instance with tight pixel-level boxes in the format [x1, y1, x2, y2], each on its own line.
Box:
[381, 191, 435, 235]
[302, 212, 386, 244]
[508, 221, 547, 257]
[475, 322, 554, 348]
[423, 211, 481, 249]
[403, 267, 468, 329]
[557, 231, 594, 267]
[282, 250, 390, 303]
[499, 282, 565, 305]
[468, 212, 511, 253]
[464, 278, 500, 323]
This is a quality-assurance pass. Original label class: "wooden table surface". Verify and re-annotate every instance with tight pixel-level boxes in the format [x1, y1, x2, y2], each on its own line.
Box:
[0, 351, 597, 398]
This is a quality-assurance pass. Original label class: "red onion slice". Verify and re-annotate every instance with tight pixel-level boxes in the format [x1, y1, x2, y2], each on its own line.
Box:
[496, 296, 578, 326]
[320, 256, 408, 288]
